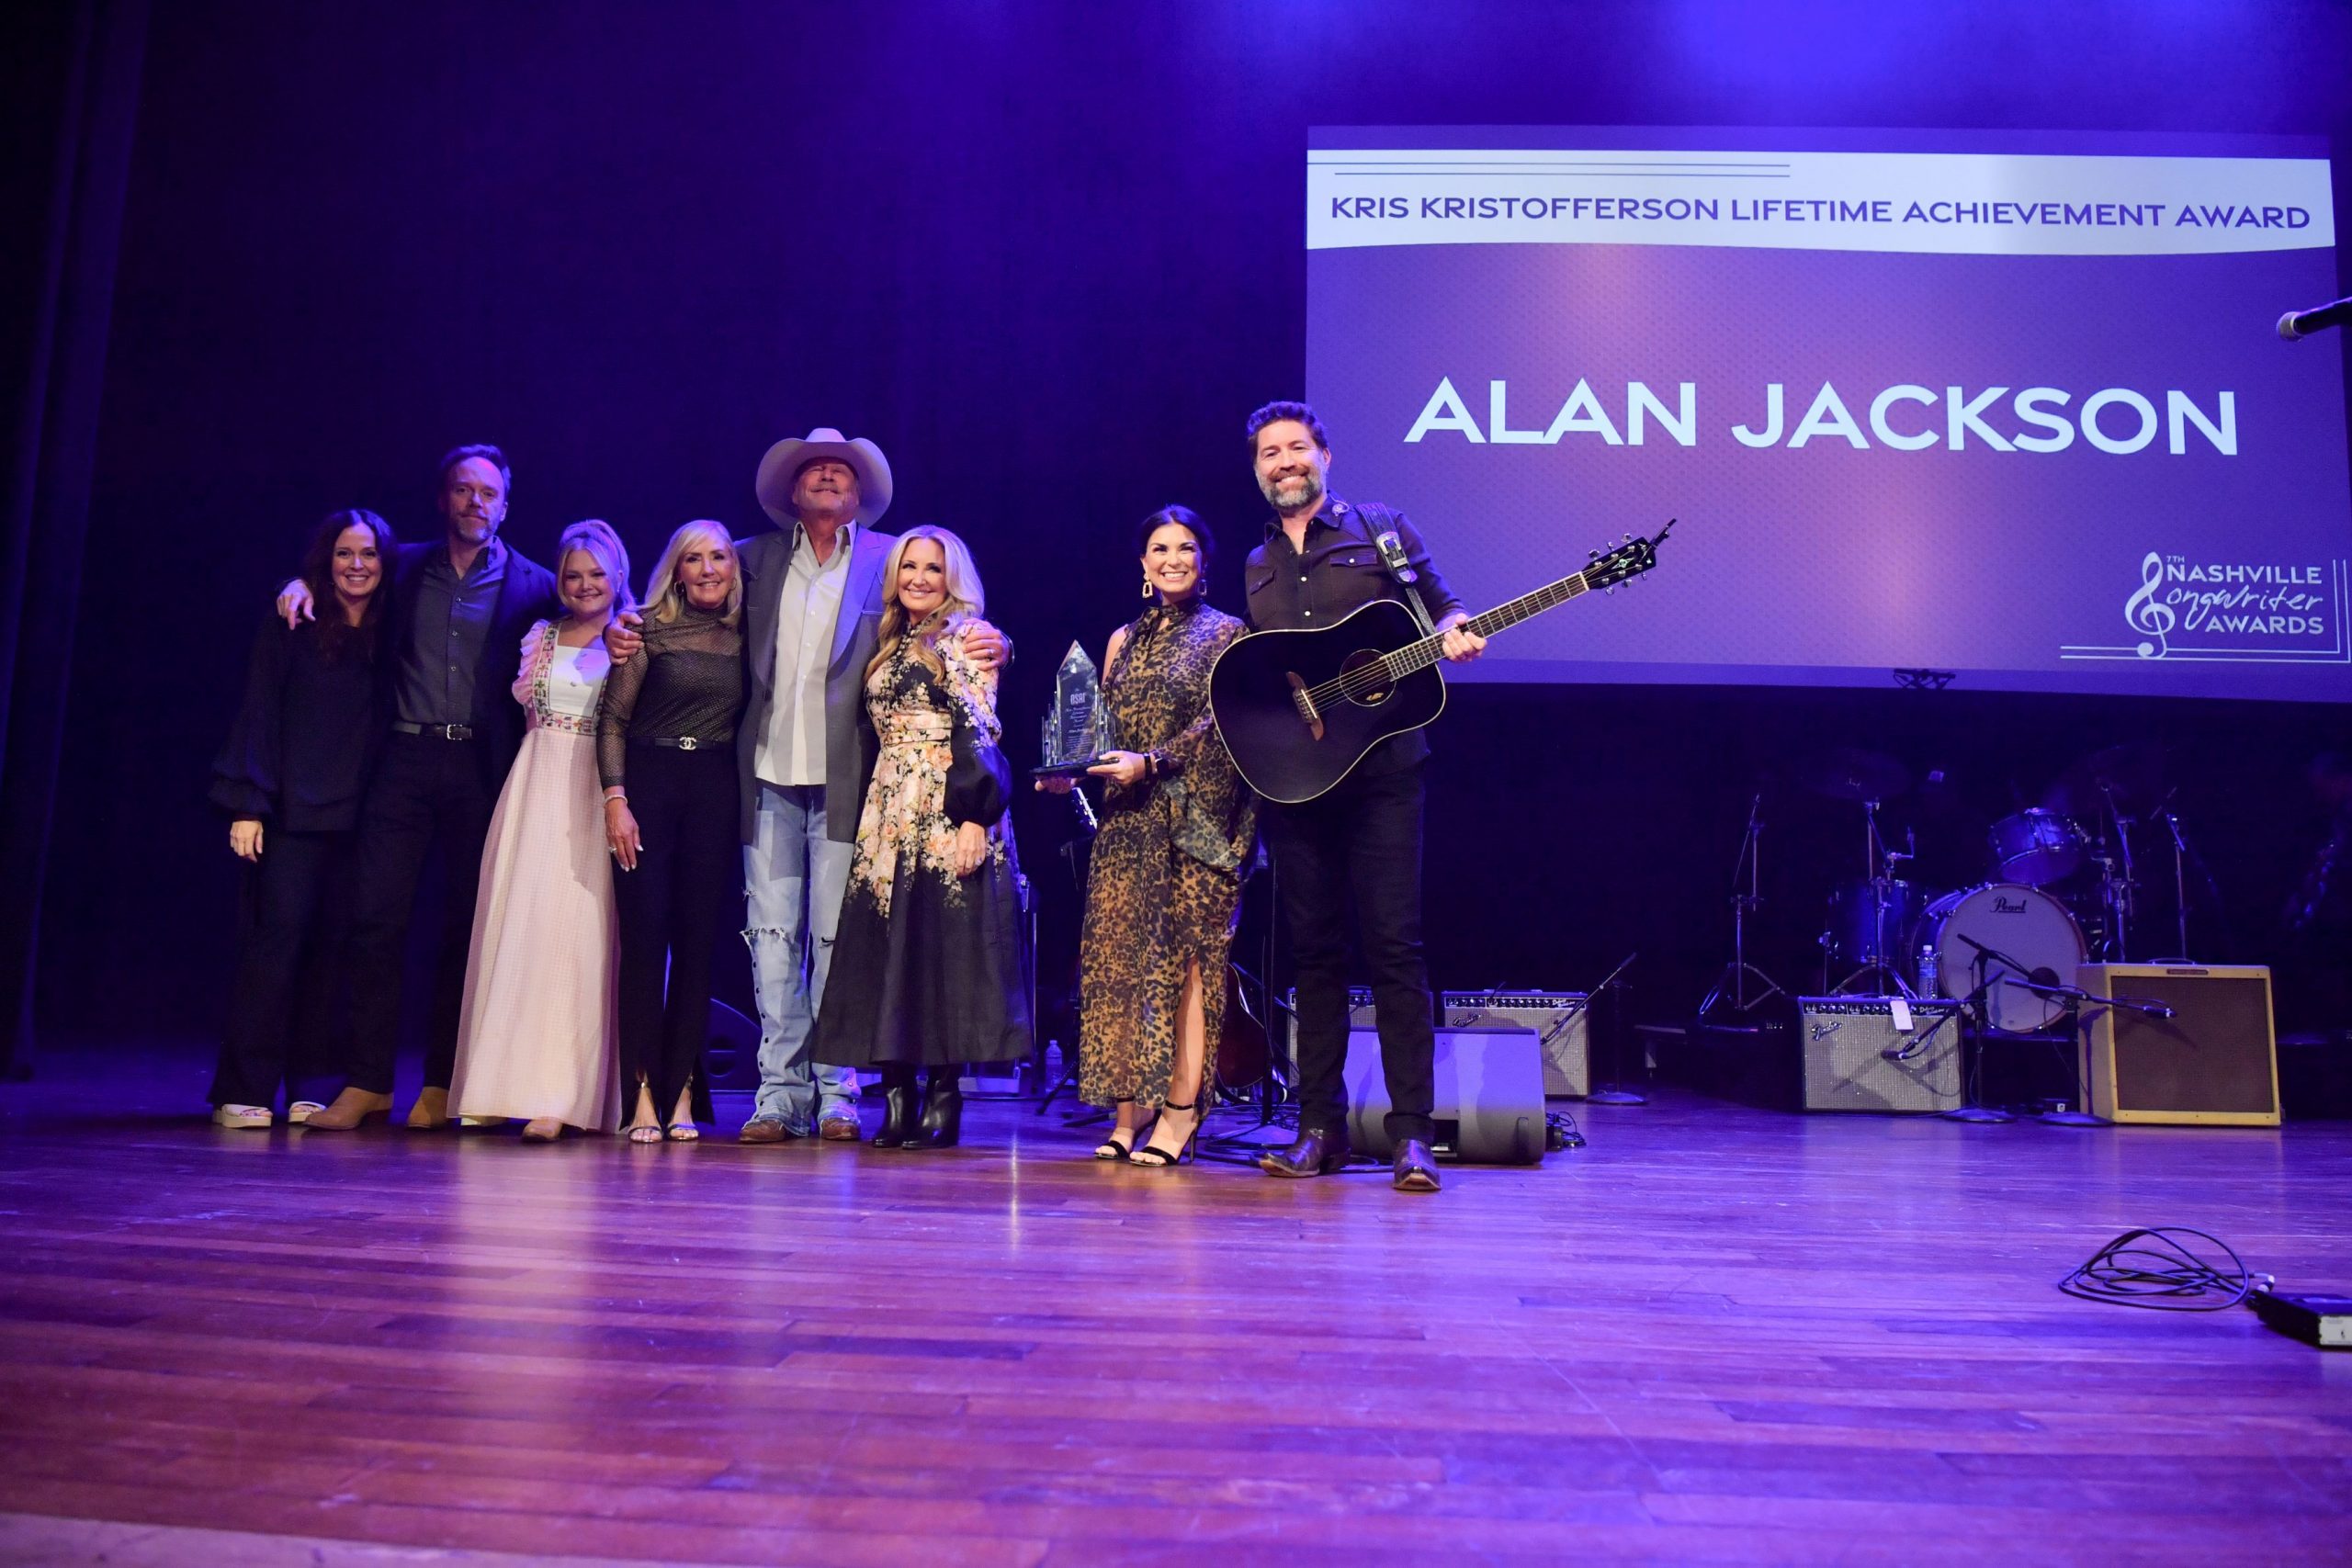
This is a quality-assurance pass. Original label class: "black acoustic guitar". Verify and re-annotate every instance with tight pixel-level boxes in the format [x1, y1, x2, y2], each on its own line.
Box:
[1208, 523, 1672, 803]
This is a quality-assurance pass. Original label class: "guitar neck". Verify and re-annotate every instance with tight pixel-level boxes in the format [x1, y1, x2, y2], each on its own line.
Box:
[1385, 570, 1594, 677]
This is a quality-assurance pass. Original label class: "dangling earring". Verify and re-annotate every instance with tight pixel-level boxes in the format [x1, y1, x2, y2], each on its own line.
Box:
[1141, 575, 1155, 601]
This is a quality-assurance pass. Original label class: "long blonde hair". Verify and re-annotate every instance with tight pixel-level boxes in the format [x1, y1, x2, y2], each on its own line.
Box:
[868, 525, 987, 680]
[642, 519, 741, 626]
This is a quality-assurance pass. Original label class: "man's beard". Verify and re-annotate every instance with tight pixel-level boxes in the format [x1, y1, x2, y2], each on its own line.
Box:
[1259, 469, 1324, 513]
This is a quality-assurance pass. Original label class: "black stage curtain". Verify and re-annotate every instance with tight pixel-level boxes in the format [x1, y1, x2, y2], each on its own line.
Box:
[0, 0, 147, 1076]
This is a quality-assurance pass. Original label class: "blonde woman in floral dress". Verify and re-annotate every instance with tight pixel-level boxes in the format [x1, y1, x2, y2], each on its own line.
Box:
[812, 525, 1031, 1150]
[447, 520, 631, 1141]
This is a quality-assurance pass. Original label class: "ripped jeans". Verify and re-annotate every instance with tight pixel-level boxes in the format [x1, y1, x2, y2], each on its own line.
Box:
[744, 782, 859, 1131]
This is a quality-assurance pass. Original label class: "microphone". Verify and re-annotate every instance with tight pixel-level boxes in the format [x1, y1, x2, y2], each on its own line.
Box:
[2278, 296, 2352, 341]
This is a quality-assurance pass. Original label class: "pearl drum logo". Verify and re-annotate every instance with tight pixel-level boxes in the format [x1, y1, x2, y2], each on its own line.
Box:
[2064, 551, 2350, 667]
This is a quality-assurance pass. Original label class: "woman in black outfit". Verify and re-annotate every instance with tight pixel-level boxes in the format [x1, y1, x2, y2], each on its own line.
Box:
[209, 509, 395, 1128]
[598, 520, 743, 1143]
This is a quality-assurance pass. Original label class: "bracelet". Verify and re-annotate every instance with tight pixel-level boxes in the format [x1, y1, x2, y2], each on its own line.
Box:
[603, 790, 628, 804]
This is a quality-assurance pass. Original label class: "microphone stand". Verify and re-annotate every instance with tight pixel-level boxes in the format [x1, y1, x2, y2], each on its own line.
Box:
[2000, 979, 2176, 1127]
[1698, 794, 1786, 1021]
[2150, 809, 2195, 964]
[1942, 943, 2015, 1122]
[1585, 953, 1645, 1105]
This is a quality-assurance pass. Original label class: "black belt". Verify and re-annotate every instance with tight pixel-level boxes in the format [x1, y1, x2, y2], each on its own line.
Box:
[648, 736, 724, 750]
[393, 721, 475, 740]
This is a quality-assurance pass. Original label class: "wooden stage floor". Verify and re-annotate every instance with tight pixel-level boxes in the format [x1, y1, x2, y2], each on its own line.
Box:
[0, 1045, 2347, 1566]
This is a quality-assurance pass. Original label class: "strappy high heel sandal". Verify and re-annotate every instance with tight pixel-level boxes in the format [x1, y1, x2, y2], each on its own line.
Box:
[666, 1084, 701, 1142]
[1093, 1102, 1138, 1160]
[1129, 1100, 1201, 1167]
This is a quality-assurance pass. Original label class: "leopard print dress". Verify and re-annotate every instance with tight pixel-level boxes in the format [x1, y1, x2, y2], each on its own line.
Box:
[1077, 598, 1256, 1110]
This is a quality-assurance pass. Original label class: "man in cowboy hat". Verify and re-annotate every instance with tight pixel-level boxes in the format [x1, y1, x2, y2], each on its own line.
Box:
[607, 428, 1004, 1144]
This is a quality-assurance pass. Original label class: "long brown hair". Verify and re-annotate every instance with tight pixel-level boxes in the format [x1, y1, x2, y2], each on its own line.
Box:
[298, 509, 397, 661]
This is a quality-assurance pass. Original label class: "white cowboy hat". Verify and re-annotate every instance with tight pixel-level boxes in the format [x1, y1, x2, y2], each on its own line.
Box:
[753, 427, 894, 528]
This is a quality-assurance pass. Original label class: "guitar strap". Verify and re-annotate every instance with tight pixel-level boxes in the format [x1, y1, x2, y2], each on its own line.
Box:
[1359, 503, 1437, 637]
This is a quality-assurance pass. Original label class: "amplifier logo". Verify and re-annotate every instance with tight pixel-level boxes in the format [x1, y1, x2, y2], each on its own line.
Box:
[1809, 1020, 1842, 1041]
[2064, 551, 2351, 666]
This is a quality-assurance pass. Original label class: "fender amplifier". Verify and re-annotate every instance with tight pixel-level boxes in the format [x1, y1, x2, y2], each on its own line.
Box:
[1796, 996, 1964, 1112]
[1442, 990, 1589, 1096]
[2077, 964, 2278, 1125]
[1342, 1026, 1546, 1164]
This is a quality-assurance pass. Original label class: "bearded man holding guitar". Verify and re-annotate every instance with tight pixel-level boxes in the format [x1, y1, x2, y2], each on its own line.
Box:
[1238, 401, 1486, 1193]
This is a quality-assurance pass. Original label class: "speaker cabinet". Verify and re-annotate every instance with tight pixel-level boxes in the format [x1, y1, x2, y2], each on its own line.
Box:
[1442, 990, 1589, 1096]
[1342, 1026, 1545, 1164]
[1796, 996, 1964, 1112]
[2077, 964, 2279, 1125]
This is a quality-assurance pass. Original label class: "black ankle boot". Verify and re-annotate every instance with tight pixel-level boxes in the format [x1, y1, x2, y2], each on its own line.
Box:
[873, 1067, 917, 1148]
[914, 1069, 963, 1149]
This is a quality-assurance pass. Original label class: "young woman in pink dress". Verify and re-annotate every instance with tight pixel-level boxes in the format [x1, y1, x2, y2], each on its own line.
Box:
[447, 520, 632, 1141]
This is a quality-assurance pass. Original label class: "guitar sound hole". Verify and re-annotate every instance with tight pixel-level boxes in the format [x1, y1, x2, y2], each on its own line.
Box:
[1338, 649, 1394, 706]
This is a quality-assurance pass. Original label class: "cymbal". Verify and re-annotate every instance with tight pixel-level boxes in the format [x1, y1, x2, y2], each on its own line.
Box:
[2046, 741, 2170, 818]
[1804, 747, 1910, 803]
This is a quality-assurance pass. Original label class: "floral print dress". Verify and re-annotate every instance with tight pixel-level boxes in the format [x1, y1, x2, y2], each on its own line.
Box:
[811, 615, 1033, 1069]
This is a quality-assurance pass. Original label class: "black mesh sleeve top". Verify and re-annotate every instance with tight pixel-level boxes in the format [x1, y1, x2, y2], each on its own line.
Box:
[595, 606, 744, 789]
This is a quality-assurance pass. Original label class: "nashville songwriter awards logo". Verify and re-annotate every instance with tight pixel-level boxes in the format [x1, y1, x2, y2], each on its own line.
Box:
[2064, 550, 2350, 665]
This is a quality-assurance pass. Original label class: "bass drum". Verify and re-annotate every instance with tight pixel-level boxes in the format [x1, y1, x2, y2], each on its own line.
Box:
[1917, 883, 2086, 1033]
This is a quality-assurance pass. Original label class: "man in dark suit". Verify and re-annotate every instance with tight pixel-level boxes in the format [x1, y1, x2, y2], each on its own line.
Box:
[297, 445, 560, 1128]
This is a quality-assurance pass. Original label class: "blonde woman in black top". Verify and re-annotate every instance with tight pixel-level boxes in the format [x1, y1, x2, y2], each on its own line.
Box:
[599, 521, 743, 1143]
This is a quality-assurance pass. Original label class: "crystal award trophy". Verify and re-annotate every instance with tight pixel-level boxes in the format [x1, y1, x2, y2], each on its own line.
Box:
[1032, 641, 1109, 779]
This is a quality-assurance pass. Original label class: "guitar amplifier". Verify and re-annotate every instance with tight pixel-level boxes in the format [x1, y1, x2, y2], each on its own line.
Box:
[1442, 990, 1589, 1097]
[2076, 964, 2279, 1125]
[1797, 996, 1964, 1112]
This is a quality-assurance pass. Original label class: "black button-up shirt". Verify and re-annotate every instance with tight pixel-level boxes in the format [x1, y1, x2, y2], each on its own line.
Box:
[397, 536, 506, 727]
[1244, 494, 1463, 634]
[1244, 493, 1464, 775]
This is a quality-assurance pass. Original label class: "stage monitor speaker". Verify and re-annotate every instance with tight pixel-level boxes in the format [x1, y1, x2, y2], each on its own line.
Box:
[2077, 964, 2279, 1125]
[1342, 1026, 1545, 1164]
[1796, 996, 1964, 1112]
[1442, 990, 1589, 1096]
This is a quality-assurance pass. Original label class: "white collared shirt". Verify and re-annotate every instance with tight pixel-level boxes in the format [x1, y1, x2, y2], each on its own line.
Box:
[754, 521, 854, 788]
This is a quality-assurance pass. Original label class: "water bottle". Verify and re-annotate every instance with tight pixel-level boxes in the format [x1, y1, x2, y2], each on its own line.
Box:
[1917, 943, 1940, 998]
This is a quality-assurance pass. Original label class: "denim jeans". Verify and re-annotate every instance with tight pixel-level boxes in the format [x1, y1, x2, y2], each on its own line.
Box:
[744, 781, 859, 1131]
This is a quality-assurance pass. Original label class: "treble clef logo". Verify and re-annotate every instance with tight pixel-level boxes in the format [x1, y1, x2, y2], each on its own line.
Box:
[2124, 551, 2174, 659]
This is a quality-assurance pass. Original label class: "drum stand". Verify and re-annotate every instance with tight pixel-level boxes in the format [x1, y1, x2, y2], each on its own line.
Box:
[1698, 794, 1786, 1020]
[1830, 797, 1917, 998]
[2087, 781, 2141, 963]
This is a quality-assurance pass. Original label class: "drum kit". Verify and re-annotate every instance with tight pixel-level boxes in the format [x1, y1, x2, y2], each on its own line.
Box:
[1798, 740, 2199, 1035]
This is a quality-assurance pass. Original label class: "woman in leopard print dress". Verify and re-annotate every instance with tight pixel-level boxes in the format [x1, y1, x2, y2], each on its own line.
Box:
[1052, 507, 1255, 1167]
